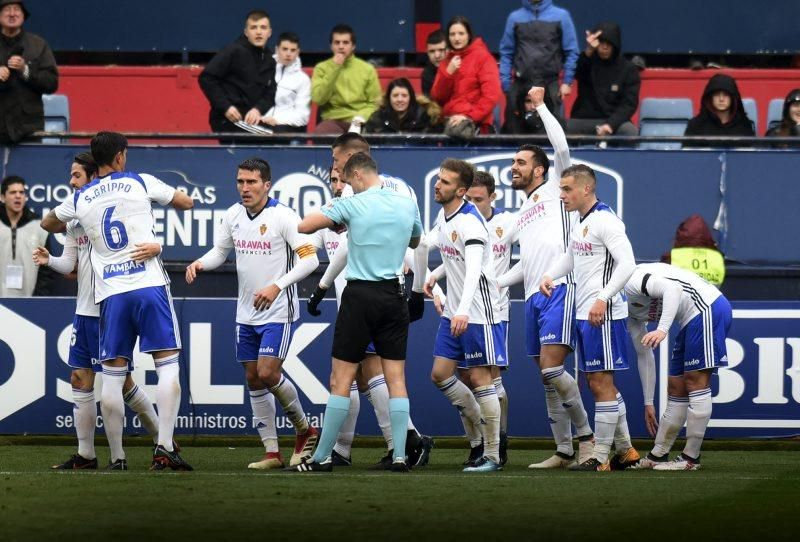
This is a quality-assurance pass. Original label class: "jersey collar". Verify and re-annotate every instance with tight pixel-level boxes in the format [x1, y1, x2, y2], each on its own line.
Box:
[445, 200, 467, 222]
[580, 200, 601, 223]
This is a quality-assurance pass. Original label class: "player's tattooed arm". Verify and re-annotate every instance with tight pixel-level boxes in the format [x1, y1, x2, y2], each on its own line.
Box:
[40, 210, 67, 233]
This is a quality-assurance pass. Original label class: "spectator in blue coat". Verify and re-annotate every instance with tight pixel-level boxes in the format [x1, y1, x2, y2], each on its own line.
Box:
[499, 0, 578, 125]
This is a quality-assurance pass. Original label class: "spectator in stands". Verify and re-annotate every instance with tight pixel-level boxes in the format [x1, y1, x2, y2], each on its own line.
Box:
[0, 175, 51, 296]
[0, 0, 58, 144]
[199, 10, 276, 136]
[502, 89, 546, 134]
[499, 0, 578, 126]
[567, 22, 639, 137]
[765, 88, 800, 139]
[684, 74, 755, 145]
[312, 24, 381, 135]
[431, 16, 502, 138]
[260, 32, 310, 133]
[421, 30, 446, 97]
[365, 77, 439, 134]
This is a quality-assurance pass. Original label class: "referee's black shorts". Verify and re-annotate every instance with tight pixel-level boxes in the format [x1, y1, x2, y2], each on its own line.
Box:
[332, 279, 410, 363]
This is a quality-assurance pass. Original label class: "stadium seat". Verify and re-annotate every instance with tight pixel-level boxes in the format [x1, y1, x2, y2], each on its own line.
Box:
[42, 94, 70, 144]
[741, 98, 758, 134]
[637, 98, 693, 150]
[767, 98, 784, 132]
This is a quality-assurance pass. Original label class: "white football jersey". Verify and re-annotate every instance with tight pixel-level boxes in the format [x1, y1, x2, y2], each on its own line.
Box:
[569, 202, 631, 320]
[211, 199, 313, 325]
[432, 201, 499, 324]
[507, 179, 577, 300]
[310, 228, 348, 305]
[54, 172, 175, 303]
[625, 262, 722, 330]
[486, 210, 515, 322]
[66, 220, 98, 317]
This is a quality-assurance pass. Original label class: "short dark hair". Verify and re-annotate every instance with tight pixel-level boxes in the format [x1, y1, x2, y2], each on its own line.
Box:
[440, 158, 475, 189]
[277, 32, 300, 47]
[238, 157, 271, 182]
[426, 29, 445, 45]
[90, 131, 128, 167]
[330, 24, 356, 45]
[246, 10, 270, 23]
[73, 152, 98, 179]
[331, 132, 370, 154]
[517, 144, 549, 177]
[1, 175, 25, 196]
[342, 152, 377, 178]
[446, 16, 473, 49]
[561, 164, 596, 187]
[471, 170, 496, 194]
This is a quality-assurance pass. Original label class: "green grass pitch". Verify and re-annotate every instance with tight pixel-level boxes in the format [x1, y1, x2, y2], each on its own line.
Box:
[1, 444, 797, 542]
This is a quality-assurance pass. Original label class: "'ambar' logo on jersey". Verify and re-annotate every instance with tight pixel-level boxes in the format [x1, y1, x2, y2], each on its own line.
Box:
[103, 259, 146, 279]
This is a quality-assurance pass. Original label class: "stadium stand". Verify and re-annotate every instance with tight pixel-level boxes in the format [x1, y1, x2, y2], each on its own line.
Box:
[41, 94, 70, 144]
[767, 98, 785, 132]
[637, 98, 693, 150]
[741, 98, 758, 135]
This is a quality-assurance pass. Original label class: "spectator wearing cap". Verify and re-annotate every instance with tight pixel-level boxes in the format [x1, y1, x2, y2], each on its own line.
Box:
[766, 88, 800, 139]
[0, 0, 58, 143]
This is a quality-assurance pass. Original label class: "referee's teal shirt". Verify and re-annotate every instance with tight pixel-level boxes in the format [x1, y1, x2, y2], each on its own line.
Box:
[322, 186, 423, 281]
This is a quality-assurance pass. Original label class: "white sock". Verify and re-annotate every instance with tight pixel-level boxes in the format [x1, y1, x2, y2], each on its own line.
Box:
[542, 365, 592, 438]
[593, 400, 619, 464]
[123, 384, 159, 443]
[684, 388, 712, 460]
[154, 354, 181, 451]
[459, 406, 484, 448]
[544, 385, 574, 456]
[100, 366, 127, 461]
[249, 388, 279, 453]
[334, 382, 360, 458]
[652, 395, 689, 457]
[436, 375, 483, 447]
[365, 375, 393, 450]
[406, 416, 418, 434]
[493, 377, 508, 433]
[614, 392, 633, 452]
[473, 385, 501, 463]
[73, 387, 96, 460]
[269, 375, 309, 434]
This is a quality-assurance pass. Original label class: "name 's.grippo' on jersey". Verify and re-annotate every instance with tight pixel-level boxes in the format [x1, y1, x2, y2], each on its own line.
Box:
[82, 181, 132, 203]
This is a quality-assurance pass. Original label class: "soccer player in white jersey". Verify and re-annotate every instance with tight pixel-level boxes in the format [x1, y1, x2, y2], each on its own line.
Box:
[306, 133, 433, 469]
[35, 152, 163, 470]
[497, 87, 594, 469]
[186, 158, 320, 469]
[539, 164, 638, 471]
[625, 262, 732, 471]
[433, 171, 514, 466]
[419, 158, 507, 473]
[42, 132, 194, 471]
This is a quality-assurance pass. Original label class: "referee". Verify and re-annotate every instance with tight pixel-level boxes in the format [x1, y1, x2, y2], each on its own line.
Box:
[290, 152, 423, 473]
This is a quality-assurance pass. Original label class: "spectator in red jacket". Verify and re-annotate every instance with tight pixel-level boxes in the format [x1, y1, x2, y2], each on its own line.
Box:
[431, 16, 502, 137]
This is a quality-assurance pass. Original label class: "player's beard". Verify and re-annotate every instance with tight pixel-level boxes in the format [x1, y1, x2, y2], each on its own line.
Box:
[510, 170, 533, 191]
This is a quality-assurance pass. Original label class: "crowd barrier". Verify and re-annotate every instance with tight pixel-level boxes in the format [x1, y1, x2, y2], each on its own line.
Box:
[1, 298, 798, 438]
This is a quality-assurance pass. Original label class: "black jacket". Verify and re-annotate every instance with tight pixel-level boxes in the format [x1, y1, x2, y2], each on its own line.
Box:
[0, 30, 59, 143]
[199, 36, 276, 132]
[421, 61, 437, 97]
[570, 22, 640, 131]
[365, 104, 433, 134]
[765, 88, 800, 138]
[684, 73, 755, 145]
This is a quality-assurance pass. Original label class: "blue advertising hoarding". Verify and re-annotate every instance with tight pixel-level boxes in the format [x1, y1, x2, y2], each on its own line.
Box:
[1, 145, 796, 264]
[1, 298, 798, 439]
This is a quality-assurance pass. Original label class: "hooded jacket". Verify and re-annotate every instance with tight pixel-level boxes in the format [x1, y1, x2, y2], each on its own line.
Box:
[0, 29, 59, 143]
[570, 22, 640, 131]
[365, 95, 440, 134]
[498, 0, 579, 91]
[765, 88, 800, 138]
[0, 204, 52, 296]
[431, 38, 502, 129]
[199, 35, 276, 133]
[262, 54, 310, 128]
[684, 74, 755, 144]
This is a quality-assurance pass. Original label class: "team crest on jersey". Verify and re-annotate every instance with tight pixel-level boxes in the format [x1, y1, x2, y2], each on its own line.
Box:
[583, 226, 589, 237]
[495, 227, 503, 238]
[533, 194, 540, 202]
[451, 231, 458, 242]
[260, 224, 268, 235]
